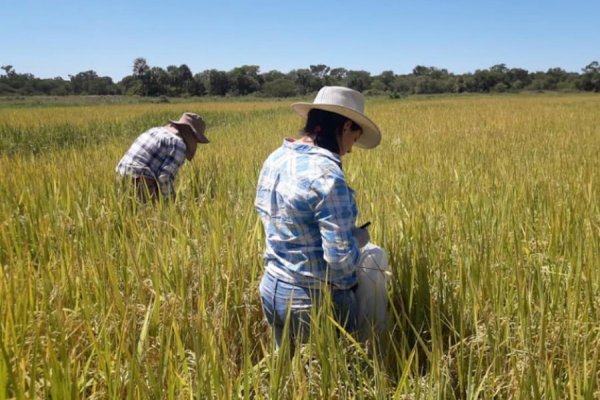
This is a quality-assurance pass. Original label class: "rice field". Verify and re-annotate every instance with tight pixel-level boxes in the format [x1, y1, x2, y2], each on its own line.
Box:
[0, 94, 599, 399]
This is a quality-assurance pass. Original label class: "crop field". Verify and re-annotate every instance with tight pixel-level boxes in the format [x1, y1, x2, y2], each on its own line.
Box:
[0, 94, 599, 399]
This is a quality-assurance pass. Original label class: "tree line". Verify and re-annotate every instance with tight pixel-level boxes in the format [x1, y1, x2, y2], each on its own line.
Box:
[2, 58, 600, 97]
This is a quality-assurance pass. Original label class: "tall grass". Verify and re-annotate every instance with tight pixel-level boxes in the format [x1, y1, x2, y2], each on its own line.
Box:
[0, 94, 598, 398]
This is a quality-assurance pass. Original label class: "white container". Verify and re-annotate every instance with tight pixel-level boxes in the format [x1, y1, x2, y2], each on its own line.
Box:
[355, 243, 391, 342]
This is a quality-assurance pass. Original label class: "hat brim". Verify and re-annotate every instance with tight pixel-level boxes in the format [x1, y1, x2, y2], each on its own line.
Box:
[170, 120, 210, 144]
[290, 103, 381, 149]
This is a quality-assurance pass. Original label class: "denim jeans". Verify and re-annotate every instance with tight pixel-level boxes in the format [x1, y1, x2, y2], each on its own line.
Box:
[259, 272, 358, 351]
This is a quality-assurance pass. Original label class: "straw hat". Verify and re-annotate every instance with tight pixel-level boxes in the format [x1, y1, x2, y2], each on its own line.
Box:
[291, 86, 381, 149]
[170, 112, 209, 143]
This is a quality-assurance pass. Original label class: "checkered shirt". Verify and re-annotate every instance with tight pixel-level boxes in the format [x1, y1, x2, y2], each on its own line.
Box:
[115, 127, 186, 198]
[255, 139, 361, 289]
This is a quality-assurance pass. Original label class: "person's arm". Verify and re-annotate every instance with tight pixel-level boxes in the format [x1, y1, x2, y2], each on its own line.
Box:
[138, 176, 160, 201]
[156, 138, 187, 200]
[312, 168, 361, 287]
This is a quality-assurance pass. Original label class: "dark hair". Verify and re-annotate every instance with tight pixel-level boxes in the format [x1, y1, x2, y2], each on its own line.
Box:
[302, 109, 361, 154]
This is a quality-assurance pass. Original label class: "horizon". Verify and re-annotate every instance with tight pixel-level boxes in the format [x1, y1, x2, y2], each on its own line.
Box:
[2, 0, 599, 81]
[1, 59, 598, 82]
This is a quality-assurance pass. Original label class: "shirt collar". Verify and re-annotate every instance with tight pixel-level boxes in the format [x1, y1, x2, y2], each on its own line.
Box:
[282, 138, 342, 167]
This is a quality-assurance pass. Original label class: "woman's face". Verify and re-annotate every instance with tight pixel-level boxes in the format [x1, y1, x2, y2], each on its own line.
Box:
[337, 120, 362, 156]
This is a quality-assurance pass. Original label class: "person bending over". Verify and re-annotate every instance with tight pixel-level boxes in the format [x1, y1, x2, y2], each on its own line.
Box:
[116, 112, 209, 202]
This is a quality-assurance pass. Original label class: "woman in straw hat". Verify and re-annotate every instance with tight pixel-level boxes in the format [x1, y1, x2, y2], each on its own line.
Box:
[255, 86, 382, 353]
[115, 112, 209, 202]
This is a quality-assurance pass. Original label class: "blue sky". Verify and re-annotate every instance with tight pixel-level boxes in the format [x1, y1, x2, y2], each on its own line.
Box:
[1, 0, 598, 80]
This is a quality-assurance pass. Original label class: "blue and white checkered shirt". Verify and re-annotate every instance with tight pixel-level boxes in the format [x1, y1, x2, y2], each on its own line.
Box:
[116, 127, 186, 198]
[255, 139, 361, 289]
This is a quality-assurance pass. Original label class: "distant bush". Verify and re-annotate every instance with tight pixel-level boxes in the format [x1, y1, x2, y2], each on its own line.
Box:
[261, 78, 297, 97]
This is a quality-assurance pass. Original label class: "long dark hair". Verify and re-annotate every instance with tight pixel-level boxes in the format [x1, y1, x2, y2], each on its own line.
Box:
[302, 109, 360, 154]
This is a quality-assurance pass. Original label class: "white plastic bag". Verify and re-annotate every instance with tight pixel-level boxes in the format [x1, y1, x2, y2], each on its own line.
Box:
[355, 243, 391, 342]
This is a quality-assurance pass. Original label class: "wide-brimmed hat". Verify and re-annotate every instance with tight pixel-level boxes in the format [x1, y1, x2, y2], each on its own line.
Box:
[291, 86, 381, 149]
[170, 112, 209, 143]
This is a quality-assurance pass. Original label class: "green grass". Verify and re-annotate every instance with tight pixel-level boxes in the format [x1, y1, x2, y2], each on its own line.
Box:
[0, 94, 599, 399]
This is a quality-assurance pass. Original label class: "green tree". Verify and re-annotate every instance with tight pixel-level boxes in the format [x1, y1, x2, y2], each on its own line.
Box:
[179, 64, 200, 95]
[546, 68, 568, 90]
[165, 64, 195, 96]
[377, 70, 396, 91]
[507, 68, 531, 89]
[288, 68, 315, 94]
[328, 68, 348, 86]
[308, 64, 330, 88]
[133, 57, 149, 76]
[118, 75, 143, 96]
[309, 64, 330, 79]
[469, 68, 501, 92]
[345, 70, 371, 92]
[369, 79, 387, 93]
[229, 65, 261, 95]
[412, 65, 448, 78]
[528, 68, 573, 91]
[391, 75, 413, 94]
[1, 65, 16, 77]
[262, 78, 297, 97]
[69, 70, 118, 95]
[132, 57, 151, 95]
[410, 66, 452, 93]
[578, 61, 600, 92]
[192, 73, 207, 96]
[261, 70, 286, 83]
[147, 67, 169, 96]
[207, 69, 230, 96]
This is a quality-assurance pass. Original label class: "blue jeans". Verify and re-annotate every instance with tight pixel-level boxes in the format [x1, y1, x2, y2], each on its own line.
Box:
[259, 272, 358, 351]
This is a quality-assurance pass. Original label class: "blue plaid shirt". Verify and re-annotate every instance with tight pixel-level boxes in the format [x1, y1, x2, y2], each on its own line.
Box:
[116, 127, 186, 198]
[255, 139, 361, 289]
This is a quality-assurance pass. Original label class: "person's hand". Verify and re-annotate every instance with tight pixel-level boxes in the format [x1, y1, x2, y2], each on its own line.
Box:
[352, 227, 370, 248]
